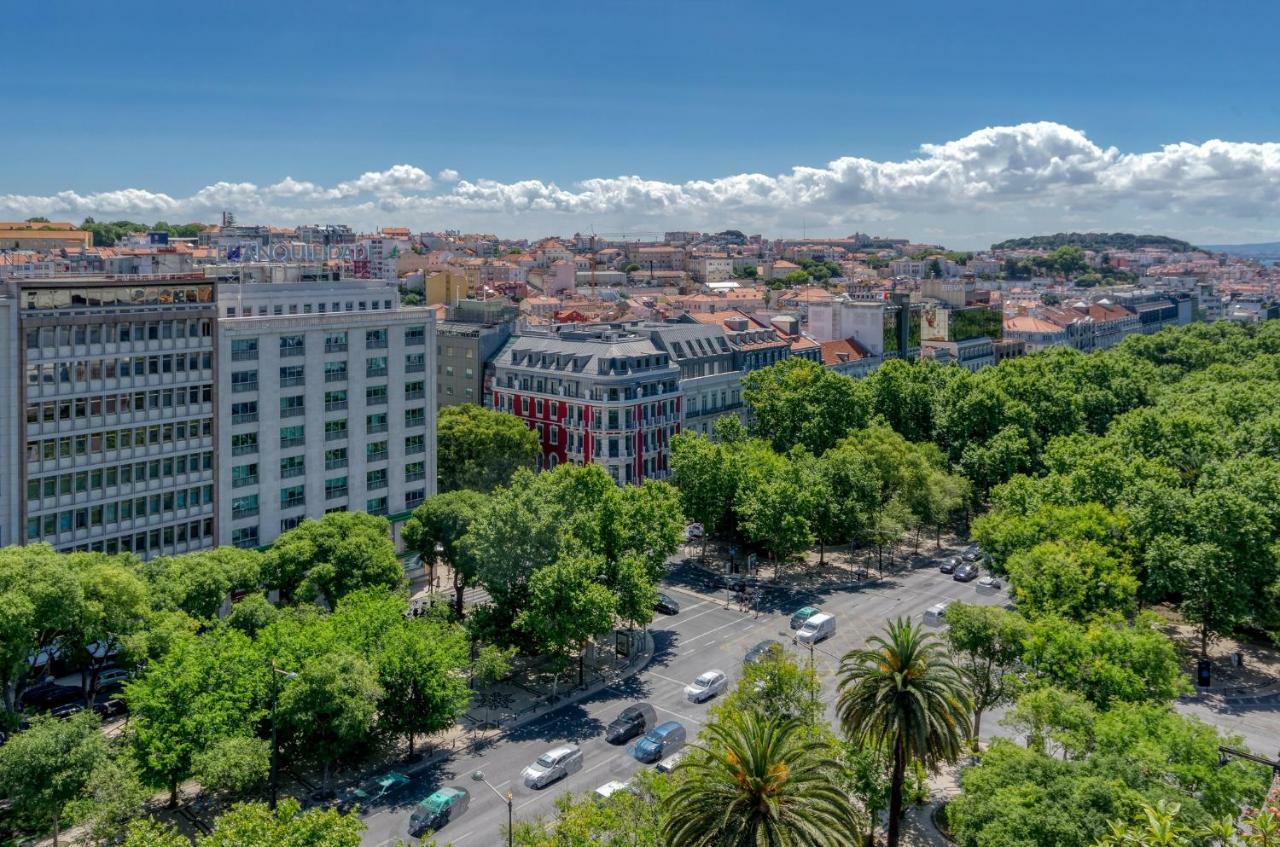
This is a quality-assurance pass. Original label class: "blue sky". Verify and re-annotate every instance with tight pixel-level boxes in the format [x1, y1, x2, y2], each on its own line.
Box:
[5, 0, 1280, 245]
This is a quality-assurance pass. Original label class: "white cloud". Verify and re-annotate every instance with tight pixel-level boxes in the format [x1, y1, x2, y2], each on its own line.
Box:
[5, 123, 1280, 244]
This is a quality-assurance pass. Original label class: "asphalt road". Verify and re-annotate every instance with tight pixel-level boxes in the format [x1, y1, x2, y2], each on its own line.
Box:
[359, 555, 1009, 846]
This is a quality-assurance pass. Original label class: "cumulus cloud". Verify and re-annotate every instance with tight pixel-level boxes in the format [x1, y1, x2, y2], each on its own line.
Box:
[4, 123, 1280, 243]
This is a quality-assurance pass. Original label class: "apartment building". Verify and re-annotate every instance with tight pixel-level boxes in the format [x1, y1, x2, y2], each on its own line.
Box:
[489, 326, 682, 484]
[644, 323, 742, 435]
[0, 274, 218, 556]
[215, 278, 437, 549]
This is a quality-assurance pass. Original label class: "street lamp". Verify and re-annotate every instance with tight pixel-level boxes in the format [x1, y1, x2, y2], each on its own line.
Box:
[433, 541, 445, 593]
[268, 662, 299, 810]
[471, 770, 513, 847]
[1217, 745, 1280, 776]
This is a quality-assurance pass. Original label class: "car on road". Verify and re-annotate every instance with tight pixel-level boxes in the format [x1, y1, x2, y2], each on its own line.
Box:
[743, 640, 782, 667]
[685, 523, 704, 540]
[656, 749, 687, 773]
[343, 771, 411, 812]
[594, 780, 634, 800]
[50, 702, 84, 720]
[961, 545, 983, 562]
[685, 670, 728, 702]
[939, 556, 961, 574]
[924, 601, 952, 626]
[93, 697, 127, 720]
[523, 745, 583, 789]
[789, 606, 821, 630]
[20, 679, 81, 710]
[633, 721, 687, 763]
[605, 703, 656, 744]
[977, 575, 1003, 591]
[795, 613, 836, 645]
[953, 563, 979, 582]
[654, 593, 680, 615]
[408, 786, 470, 836]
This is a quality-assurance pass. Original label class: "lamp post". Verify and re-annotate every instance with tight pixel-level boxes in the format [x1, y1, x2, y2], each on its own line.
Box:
[471, 770, 513, 847]
[1217, 745, 1280, 777]
[799, 639, 839, 720]
[268, 662, 299, 810]
[433, 541, 444, 594]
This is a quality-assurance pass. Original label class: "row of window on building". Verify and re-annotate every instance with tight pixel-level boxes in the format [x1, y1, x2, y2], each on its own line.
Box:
[26, 420, 213, 466]
[27, 483, 215, 540]
[25, 318, 213, 349]
[25, 352, 213, 387]
[25, 385, 212, 425]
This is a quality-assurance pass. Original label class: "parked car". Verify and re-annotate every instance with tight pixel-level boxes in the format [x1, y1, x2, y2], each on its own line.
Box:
[409, 787, 470, 836]
[654, 593, 680, 615]
[656, 749, 687, 773]
[939, 556, 961, 574]
[685, 670, 728, 702]
[976, 575, 1003, 591]
[93, 697, 128, 720]
[795, 613, 836, 645]
[726, 575, 759, 594]
[523, 745, 583, 789]
[605, 703, 656, 744]
[50, 702, 84, 720]
[961, 545, 982, 562]
[342, 771, 411, 812]
[20, 679, 81, 710]
[743, 640, 782, 667]
[96, 668, 132, 693]
[632, 721, 687, 763]
[789, 606, 821, 630]
[953, 563, 979, 582]
[685, 523, 704, 540]
[594, 780, 634, 800]
[924, 601, 952, 626]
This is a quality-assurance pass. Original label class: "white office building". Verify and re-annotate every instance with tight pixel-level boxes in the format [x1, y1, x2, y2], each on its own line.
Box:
[215, 277, 437, 549]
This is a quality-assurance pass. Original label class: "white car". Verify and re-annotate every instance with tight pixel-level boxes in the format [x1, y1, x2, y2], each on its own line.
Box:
[594, 780, 634, 800]
[684, 670, 728, 702]
[522, 745, 583, 789]
[976, 575, 1003, 591]
[656, 749, 687, 773]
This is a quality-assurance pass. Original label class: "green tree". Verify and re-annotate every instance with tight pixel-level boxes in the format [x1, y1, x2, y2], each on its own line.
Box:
[402, 489, 486, 618]
[1021, 615, 1187, 708]
[69, 558, 150, 704]
[837, 618, 972, 847]
[0, 545, 82, 719]
[711, 647, 823, 728]
[0, 712, 108, 846]
[277, 652, 382, 794]
[838, 742, 892, 847]
[514, 553, 618, 697]
[437, 404, 540, 492]
[670, 432, 734, 545]
[71, 750, 152, 847]
[513, 768, 671, 846]
[141, 548, 262, 621]
[742, 358, 872, 454]
[126, 626, 265, 805]
[376, 617, 472, 758]
[262, 512, 402, 604]
[1005, 540, 1138, 622]
[664, 711, 858, 847]
[193, 736, 271, 799]
[943, 604, 1029, 747]
[1002, 685, 1097, 759]
[738, 463, 816, 567]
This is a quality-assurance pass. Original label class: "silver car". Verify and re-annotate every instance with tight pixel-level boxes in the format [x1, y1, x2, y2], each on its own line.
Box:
[522, 745, 583, 789]
[684, 670, 728, 702]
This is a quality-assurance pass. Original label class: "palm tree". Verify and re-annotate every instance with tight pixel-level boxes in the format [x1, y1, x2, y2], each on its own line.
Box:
[664, 711, 858, 847]
[836, 617, 972, 847]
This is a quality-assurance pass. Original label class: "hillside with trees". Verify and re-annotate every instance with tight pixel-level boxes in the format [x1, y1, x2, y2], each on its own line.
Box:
[991, 232, 1197, 252]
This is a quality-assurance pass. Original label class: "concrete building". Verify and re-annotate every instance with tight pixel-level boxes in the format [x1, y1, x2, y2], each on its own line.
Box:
[215, 277, 436, 549]
[0, 221, 92, 251]
[689, 254, 733, 284]
[1, 274, 218, 557]
[489, 326, 682, 484]
[436, 299, 517, 407]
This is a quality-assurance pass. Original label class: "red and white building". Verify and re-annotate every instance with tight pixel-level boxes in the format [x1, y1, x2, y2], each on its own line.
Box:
[488, 326, 683, 484]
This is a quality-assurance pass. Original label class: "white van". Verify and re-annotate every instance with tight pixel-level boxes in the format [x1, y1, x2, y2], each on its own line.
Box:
[794, 612, 836, 644]
[924, 602, 951, 626]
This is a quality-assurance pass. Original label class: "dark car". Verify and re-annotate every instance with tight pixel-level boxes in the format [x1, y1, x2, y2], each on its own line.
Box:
[744, 639, 782, 667]
[605, 703, 656, 744]
[939, 556, 960, 574]
[961, 545, 982, 563]
[409, 786, 470, 837]
[654, 593, 680, 615]
[727, 575, 760, 594]
[21, 679, 82, 710]
[953, 562, 979, 582]
[789, 606, 821, 630]
[340, 771, 411, 812]
[93, 698, 128, 720]
[50, 702, 84, 720]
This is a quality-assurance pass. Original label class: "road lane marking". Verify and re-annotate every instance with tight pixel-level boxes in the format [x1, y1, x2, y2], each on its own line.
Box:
[681, 617, 762, 646]
[644, 670, 689, 687]
[650, 702, 704, 725]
